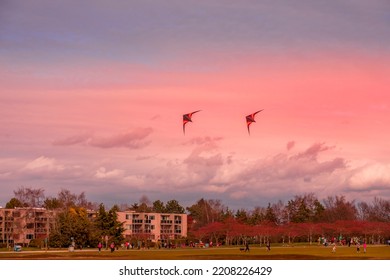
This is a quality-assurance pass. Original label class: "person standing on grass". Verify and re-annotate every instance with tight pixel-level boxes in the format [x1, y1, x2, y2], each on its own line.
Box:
[356, 242, 360, 253]
[110, 242, 115, 253]
[98, 242, 102, 252]
[267, 240, 271, 251]
[363, 241, 367, 253]
[332, 243, 336, 253]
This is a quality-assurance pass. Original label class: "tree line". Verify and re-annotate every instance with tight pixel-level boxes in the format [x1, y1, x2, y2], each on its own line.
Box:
[186, 195, 390, 245]
[6, 187, 389, 224]
[4, 187, 390, 247]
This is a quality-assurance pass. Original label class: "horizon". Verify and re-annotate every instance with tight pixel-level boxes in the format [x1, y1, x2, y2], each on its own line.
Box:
[0, 187, 388, 213]
[1, 1, 389, 210]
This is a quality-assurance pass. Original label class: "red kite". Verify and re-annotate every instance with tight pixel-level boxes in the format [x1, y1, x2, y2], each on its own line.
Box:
[246, 110, 263, 135]
[183, 110, 201, 134]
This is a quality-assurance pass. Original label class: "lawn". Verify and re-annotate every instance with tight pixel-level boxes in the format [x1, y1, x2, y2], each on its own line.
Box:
[1, 245, 389, 260]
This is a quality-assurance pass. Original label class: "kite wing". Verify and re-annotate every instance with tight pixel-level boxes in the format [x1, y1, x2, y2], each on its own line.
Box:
[246, 109, 263, 135]
[183, 110, 201, 134]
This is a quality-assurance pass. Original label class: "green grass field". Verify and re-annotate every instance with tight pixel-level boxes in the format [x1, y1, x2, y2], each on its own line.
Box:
[1, 245, 389, 260]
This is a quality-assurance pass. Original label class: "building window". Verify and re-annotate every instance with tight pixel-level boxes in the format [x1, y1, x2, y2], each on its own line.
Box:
[13, 211, 21, 218]
[26, 234, 34, 240]
[125, 214, 131, 220]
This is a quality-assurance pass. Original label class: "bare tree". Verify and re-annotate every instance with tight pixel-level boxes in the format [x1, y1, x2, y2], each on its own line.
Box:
[322, 195, 357, 222]
[14, 186, 45, 207]
[357, 197, 390, 222]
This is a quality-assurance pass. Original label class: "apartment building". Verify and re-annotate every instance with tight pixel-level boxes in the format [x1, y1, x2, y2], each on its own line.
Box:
[117, 211, 187, 243]
[0, 207, 56, 246]
[0, 207, 188, 246]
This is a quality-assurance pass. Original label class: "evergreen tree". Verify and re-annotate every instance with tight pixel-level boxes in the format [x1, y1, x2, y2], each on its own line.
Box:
[264, 203, 278, 224]
[235, 209, 249, 224]
[165, 199, 185, 214]
[152, 200, 166, 213]
[107, 205, 125, 245]
[5, 198, 24, 209]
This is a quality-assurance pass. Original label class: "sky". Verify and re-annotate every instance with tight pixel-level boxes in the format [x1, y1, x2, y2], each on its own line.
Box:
[1, 0, 390, 210]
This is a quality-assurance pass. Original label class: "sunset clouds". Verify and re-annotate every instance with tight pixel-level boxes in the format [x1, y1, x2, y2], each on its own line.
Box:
[1, 0, 389, 209]
[53, 128, 153, 149]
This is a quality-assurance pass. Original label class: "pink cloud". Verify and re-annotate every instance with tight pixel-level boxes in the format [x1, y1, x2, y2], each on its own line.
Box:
[292, 143, 335, 161]
[346, 163, 390, 192]
[24, 156, 65, 172]
[224, 142, 347, 199]
[53, 128, 153, 149]
[89, 128, 153, 149]
[95, 167, 124, 179]
[52, 133, 91, 146]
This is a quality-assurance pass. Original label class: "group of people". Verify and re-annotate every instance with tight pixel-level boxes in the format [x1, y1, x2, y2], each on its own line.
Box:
[97, 242, 116, 253]
[355, 241, 367, 253]
[331, 240, 367, 254]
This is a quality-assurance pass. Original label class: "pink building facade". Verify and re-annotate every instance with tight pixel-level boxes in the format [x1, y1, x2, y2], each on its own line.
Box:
[0, 207, 56, 246]
[117, 211, 187, 242]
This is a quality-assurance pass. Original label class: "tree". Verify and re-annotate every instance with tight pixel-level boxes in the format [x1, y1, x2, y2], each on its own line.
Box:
[137, 202, 150, 212]
[152, 200, 165, 213]
[49, 206, 97, 248]
[312, 199, 325, 222]
[5, 198, 24, 209]
[284, 194, 325, 224]
[56, 189, 94, 209]
[58, 189, 78, 208]
[107, 205, 125, 245]
[137, 195, 152, 212]
[75, 192, 94, 209]
[93, 204, 125, 247]
[129, 203, 139, 211]
[13, 186, 45, 207]
[356, 201, 370, 221]
[264, 203, 278, 224]
[43, 197, 63, 210]
[165, 199, 185, 214]
[248, 207, 265, 225]
[94, 204, 110, 235]
[286, 196, 311, 223]
[187, 198, 225, 229]
[323, 195, 357, 222]
[235, 209, 249, 224]
[358, 197, 390, 222]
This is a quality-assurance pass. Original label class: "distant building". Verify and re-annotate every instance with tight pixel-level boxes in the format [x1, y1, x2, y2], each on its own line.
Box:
[117, 211, 187, 243]
[0, 207, 187, 247]
[0, 207, 56, 247]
